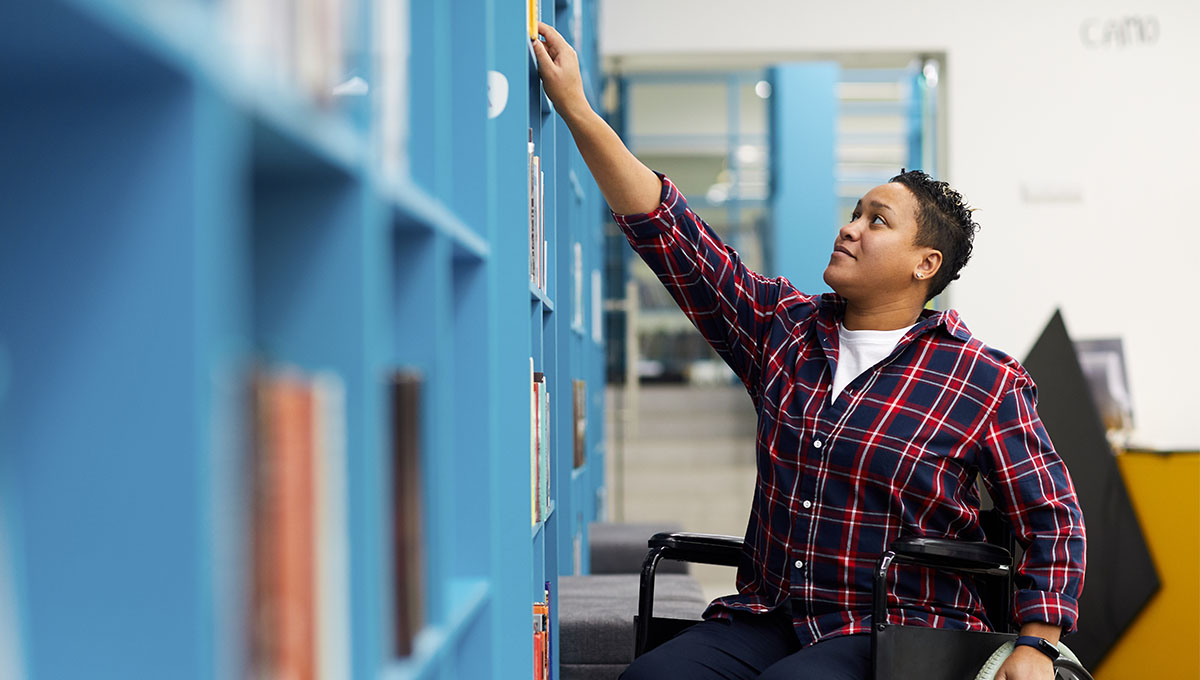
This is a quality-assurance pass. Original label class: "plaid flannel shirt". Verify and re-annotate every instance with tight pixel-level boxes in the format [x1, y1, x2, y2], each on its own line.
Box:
[611, 172, 1086, 645]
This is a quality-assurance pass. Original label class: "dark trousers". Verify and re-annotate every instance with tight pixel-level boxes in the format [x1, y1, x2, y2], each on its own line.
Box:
[621, 605, 871, 680]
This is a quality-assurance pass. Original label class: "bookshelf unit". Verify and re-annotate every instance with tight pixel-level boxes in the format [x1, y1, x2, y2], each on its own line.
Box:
[0, 0, 606, 679]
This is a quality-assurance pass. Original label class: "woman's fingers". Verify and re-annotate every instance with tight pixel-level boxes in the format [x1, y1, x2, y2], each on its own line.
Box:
[531, 36, 554, 72]
[537, 21, 568, 57]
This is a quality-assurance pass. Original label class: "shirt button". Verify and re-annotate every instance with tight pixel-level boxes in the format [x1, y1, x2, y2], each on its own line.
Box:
[795, 560, 805, 569]
[813, 439, 823, 449]
[802, 500, 812, 509]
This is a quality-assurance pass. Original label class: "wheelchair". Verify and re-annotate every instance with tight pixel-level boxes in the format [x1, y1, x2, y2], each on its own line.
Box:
[634, 508, 1094, 680]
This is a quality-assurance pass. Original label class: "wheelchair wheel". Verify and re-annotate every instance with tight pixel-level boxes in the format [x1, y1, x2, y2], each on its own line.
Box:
[1054, 658, 1094, 680]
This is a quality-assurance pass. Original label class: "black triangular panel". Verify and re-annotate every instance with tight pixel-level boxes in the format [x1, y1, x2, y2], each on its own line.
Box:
[1022, 310, 1159, 669]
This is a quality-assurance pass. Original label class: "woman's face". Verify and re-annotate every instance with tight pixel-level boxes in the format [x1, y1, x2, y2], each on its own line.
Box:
[822, 182, 940, 302]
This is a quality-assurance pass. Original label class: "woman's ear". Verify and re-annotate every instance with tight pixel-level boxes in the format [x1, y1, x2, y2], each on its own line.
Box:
[915, 249, 943, 282]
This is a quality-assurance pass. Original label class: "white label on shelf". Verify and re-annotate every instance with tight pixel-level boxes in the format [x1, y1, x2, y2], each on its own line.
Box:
[487, 70, 509, 119]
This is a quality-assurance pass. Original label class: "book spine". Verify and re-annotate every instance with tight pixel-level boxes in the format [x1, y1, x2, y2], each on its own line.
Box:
[540, 377, 550, 517]
[538, 168, 545, 290]
[529, 141, 538, 287]
[573, 379, 586, 469]
[313, 371, 350, 680]
[378, 0, 411, 179]
[531, 358, 538, 525]
[393, 371, 425, 657]
[534, 377, 542, 523]
[252, 370, 317, 680]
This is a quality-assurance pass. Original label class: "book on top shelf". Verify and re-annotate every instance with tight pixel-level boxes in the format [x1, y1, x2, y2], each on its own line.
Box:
[376, 0, 410, 180]
[527, 0, 540, 39]
[224, 0, 353, 109]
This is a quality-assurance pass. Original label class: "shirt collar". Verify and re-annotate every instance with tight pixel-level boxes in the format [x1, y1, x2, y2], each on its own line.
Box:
[818, 293, 973, 345]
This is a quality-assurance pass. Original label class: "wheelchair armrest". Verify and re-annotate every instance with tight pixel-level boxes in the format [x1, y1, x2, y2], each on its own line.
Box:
[888, 537, 1011, 576]
[647, 532, 743, 568]
[636, 532, 743, 657]
[873, 537, 1013, 633]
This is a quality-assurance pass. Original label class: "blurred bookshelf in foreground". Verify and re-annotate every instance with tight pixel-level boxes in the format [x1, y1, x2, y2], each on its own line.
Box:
[0, 0, 606, 678]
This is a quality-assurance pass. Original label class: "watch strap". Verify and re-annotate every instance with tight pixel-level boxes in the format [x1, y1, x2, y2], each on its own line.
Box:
[1014, 635, 1060, 661]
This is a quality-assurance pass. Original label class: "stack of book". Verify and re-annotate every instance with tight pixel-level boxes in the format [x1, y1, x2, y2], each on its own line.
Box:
[224, 0, 353, 108]
[532, 582, 551, 680]
[529, 129, 546, 291]
[530, 360, 551, 525]
[250, 367, 350, 680]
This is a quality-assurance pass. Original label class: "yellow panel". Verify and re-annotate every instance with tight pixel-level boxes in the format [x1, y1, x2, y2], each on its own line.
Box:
[1093, 452, 1200, 679]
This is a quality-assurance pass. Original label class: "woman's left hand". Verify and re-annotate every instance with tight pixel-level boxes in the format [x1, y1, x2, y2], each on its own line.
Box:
[995, 646, 1055, 680]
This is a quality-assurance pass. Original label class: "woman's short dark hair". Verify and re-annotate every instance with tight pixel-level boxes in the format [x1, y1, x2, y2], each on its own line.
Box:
[889, 169, 979, 301]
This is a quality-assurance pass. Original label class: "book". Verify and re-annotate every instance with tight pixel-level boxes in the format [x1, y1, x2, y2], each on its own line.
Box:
[531, 357, 538, 525]
[573, 242, 583, 328]
[529, 130, 538, 286]
[591, 269, 602, 344]
[313, 371, 350, 680]
[251, 368, 317, 680]
[539, 169, 545, 290]
[533, 373, 542, 524]
[527, 0, 539, 39]
[377, 0, 411, 180]
[572, 379, 586, 468]
[393, 370, 425, 657]
[538, 373, 550, 519]
[533, 613, 544, 680]
[533, 371, 550, 522]
[533, 601, 550, 680]
[225, 0, 352, 109]
[544, 581, 553, 680]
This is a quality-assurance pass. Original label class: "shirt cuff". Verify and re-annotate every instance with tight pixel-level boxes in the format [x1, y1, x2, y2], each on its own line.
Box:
[1014, 588, 1080, 635]
[609, 172, 690, 240]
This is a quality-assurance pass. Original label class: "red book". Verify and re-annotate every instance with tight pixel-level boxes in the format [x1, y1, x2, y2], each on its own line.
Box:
[252, 370, 316, 680]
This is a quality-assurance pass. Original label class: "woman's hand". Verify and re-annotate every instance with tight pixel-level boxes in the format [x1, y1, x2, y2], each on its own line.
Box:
[995, 646, 1055, 680]
[530, 21, 591, 120]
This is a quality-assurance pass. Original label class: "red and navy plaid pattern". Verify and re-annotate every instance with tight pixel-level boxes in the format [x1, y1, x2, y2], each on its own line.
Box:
[611, 172, 1086, 644]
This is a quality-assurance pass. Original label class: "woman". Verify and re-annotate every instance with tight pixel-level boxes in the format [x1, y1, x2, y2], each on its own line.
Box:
[533, 23, 1086, 680]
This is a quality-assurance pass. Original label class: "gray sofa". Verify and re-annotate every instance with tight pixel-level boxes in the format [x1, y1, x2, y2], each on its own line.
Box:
[558, 523, 709, 680]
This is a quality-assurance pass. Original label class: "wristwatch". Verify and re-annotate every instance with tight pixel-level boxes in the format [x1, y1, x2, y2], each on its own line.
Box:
[1014, 635, 1061, 662]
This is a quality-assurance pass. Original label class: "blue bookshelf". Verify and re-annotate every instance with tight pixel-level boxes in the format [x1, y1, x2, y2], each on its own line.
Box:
[0, 0, 606, 678]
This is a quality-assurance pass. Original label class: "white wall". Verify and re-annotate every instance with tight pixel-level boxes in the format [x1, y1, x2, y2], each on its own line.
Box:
[601, 0, 1200, 449]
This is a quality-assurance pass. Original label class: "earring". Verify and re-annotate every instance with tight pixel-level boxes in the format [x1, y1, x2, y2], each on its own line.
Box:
[915, 273, 924, 279]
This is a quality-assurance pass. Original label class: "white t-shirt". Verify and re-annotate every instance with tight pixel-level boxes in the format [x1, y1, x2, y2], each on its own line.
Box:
[830, 322, 915, 402]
